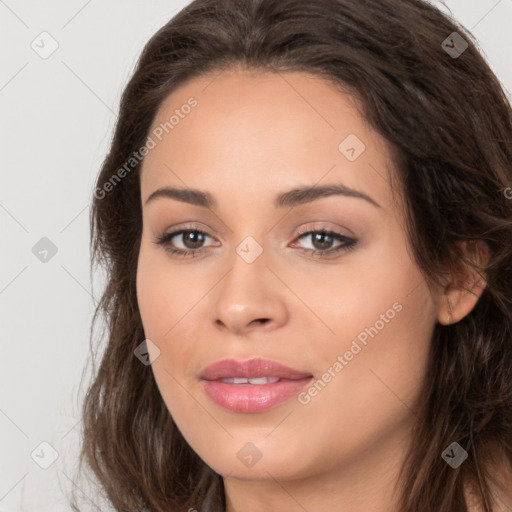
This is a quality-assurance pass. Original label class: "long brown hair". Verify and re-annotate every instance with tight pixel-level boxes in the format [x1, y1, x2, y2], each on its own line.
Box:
[72, 0, 512, 510]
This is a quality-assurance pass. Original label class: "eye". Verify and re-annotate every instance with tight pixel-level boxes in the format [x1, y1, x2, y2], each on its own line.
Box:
[153, 226, 357, 258]
[291, 228, 357, 257]
[153, 227, 217, 257]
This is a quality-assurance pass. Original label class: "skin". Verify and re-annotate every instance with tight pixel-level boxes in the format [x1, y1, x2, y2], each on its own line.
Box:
[136, 67, 487, 512]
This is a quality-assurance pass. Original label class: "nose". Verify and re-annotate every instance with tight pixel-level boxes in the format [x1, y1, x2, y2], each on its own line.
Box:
[211, 245, 288, 336]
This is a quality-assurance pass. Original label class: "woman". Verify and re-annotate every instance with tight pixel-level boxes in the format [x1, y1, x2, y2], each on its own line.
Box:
[74, 0, 512, 510]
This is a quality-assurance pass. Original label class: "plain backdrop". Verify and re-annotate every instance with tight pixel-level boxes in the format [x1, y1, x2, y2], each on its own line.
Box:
[1, 1, 511, 510]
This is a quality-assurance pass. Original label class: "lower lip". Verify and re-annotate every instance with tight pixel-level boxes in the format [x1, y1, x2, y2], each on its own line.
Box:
[201, 378, 313, 413]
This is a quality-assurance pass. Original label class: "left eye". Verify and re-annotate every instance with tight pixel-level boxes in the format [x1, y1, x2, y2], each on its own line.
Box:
[292, 230, 357, 255]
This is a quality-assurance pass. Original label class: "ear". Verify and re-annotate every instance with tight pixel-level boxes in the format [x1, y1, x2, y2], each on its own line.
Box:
[437, 240, 491, 325]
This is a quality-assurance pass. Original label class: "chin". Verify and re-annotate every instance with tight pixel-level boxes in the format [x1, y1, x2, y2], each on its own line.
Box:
[192, 433, 317, 481]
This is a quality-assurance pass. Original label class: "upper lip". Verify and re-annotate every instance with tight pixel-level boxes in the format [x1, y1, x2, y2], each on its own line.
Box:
[200, 358, 313, 381]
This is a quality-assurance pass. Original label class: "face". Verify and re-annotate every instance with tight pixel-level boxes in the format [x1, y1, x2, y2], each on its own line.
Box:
[136, 68, 440, 483]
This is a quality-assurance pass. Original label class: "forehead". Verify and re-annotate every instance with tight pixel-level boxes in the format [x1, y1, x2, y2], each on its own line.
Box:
[140, 68, 400, 213]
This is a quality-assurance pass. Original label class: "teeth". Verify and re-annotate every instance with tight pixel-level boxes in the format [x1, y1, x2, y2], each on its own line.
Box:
[249, 377, 280, 384]
[220, 377, 280, 384]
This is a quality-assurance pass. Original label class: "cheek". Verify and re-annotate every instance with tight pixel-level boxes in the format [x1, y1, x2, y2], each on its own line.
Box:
[136, 250, 158, 334]
[136, 243, 178, 339]
[136, 236, 191, 313]
[302, 238, 436, 404]
[323, 279, 434, 419]
[136, 243, 209, 375]
[293, 283, 435, 469]
[136, 250, 200, 419]
[292, 235, 427, 350]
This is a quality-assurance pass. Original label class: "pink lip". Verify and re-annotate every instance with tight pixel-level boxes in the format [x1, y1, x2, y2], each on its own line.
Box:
[200, 358, 313, 413]
[200, 358, 312, 380]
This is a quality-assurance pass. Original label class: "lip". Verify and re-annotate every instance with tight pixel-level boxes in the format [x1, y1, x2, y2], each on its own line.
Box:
[200, 358, 312, 380]
[200, 358, 313, 413]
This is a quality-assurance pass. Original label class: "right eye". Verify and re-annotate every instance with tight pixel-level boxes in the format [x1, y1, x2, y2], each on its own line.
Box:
[153, 228, 218, 257]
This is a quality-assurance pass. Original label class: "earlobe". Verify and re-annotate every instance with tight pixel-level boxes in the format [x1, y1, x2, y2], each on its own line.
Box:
[440, 296, 454, 325]
[439, 283, 485, 325]
[437, 240, 490, 325]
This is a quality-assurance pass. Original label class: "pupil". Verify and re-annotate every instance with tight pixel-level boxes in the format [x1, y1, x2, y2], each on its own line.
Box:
[184, 231, 204, 249]
[313, 233, 332, 250]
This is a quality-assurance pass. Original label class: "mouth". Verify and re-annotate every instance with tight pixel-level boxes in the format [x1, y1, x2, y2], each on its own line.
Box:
[217, 376, 282, 384]
[199, 358, 313, 413]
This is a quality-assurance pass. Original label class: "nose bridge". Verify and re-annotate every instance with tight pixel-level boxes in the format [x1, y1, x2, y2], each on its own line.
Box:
[221, 235, 269, 306]
[211, 234, 288, 333]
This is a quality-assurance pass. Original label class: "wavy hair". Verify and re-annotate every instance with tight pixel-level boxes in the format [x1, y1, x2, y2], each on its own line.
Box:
[72, 0, 512, 510]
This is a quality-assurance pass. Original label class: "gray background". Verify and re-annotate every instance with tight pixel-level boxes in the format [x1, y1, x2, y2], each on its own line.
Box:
[1, 1, 511, 510]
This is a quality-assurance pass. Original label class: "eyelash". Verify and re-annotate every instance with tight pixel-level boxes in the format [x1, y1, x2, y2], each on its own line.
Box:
[153, 225, 357, 259]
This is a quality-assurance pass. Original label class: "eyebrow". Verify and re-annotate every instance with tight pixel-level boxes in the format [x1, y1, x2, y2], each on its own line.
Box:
[145, 187, 215, 208]
[144, 183, 381, 209]
[276, 183, 380, 209]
